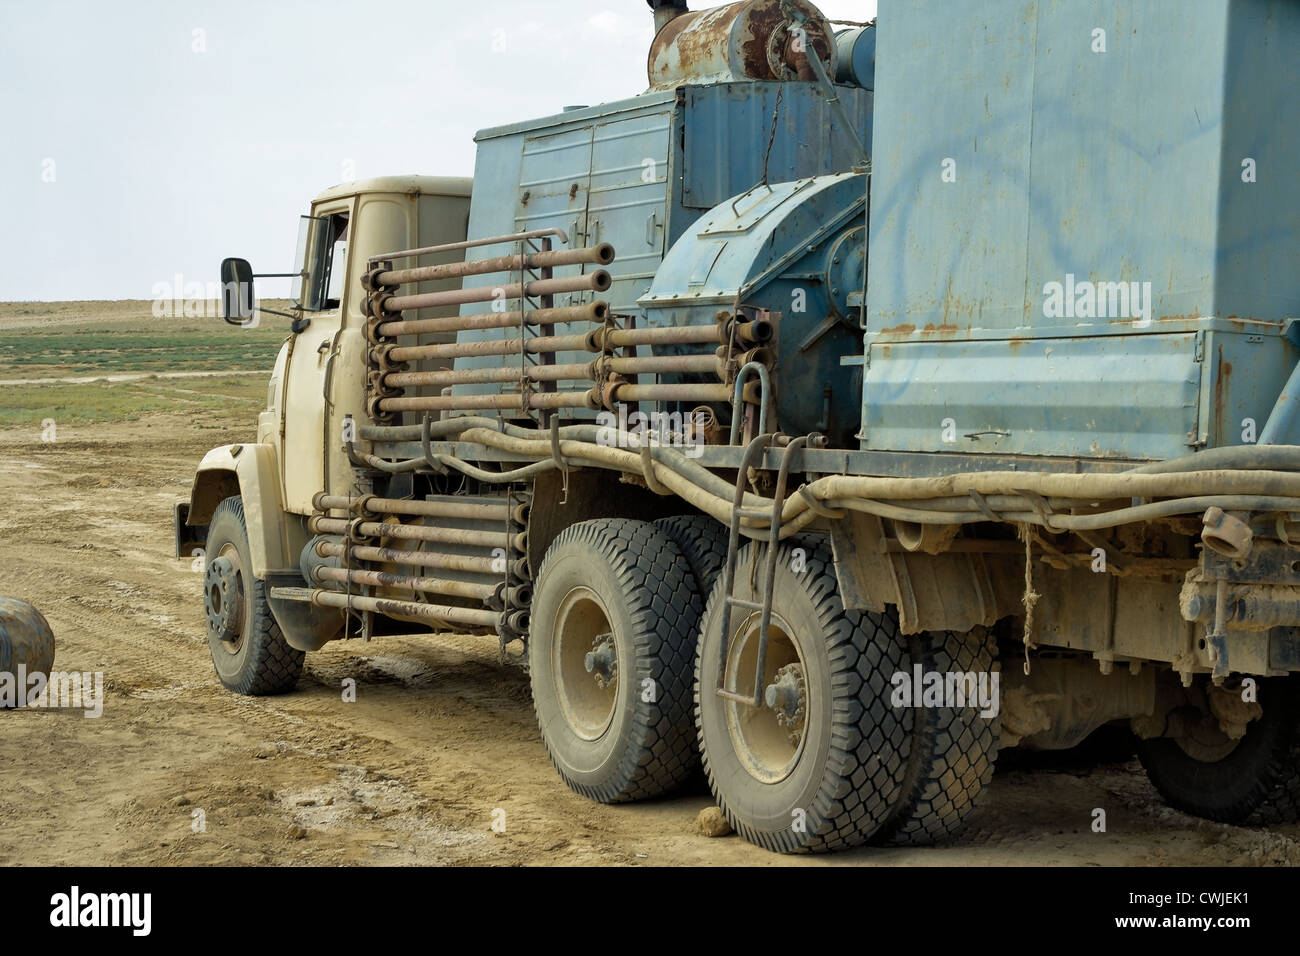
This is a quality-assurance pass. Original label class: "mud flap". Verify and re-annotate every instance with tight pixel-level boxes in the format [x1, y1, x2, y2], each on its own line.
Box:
[173, 502, 207, 562]
[264, 572, 344, 652]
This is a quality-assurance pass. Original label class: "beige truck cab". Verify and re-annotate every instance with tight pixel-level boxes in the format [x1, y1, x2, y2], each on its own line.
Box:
[174, 176, 470, 673]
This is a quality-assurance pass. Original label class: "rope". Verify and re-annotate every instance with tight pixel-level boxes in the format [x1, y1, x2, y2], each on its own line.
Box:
[1018, 523, 1040, 675]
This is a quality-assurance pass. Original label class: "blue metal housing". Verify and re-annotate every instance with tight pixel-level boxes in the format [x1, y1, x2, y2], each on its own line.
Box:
[641, 173, 867, 443]
[451, 81, 873, 408]
[863, 0, 1300, 462]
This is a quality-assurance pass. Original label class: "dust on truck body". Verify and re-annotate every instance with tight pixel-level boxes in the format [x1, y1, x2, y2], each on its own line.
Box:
[178, 0, 1300, 853]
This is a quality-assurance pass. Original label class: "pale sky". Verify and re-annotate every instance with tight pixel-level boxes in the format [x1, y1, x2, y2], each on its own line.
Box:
[0, 0, 877, 301]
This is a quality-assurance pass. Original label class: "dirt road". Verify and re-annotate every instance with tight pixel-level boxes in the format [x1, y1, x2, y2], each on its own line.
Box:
[2, 408, 1299, 866]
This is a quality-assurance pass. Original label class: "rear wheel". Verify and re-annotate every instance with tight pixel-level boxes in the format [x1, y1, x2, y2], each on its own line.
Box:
[871, 625, 1000, 845]
[205, 496, 303, 696]
[529, 518, 702, 802]
[1138, 675, 1300, 824]
[694, 535, 910, 852]
[653, 514, 728, 596]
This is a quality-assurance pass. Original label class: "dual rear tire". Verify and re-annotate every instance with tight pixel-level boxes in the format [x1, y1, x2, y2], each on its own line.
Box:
[530, 520, 999, 851]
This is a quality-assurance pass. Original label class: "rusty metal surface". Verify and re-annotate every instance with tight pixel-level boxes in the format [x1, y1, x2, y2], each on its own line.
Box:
[377, 243, 613, 287]
[376, 303, 607, 339]
[380, 270, 610, 313]
[647, 0, 835, 90]
[315, 541, 518, 578]
[309, 515, 520, 551]
[378, 391, 596, 413]
[314, 564, 495, 602]
[314, 494, 510, 522]
[310, 589, 499, 629]
[0, 597, 55, 688]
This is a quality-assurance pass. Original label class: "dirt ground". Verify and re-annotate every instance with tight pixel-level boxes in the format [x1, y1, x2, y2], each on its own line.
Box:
[2, 307, 1300, 866]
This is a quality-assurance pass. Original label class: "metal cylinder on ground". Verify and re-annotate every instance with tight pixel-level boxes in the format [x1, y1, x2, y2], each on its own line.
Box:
[0, 597, 55, 707]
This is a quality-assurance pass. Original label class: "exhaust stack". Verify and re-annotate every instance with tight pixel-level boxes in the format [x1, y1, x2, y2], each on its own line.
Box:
[649, 0, 690, 33]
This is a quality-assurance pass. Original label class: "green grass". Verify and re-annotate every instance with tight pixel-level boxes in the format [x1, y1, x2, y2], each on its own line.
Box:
[0, 327, 288, 378]
[0, 376, 270, 426]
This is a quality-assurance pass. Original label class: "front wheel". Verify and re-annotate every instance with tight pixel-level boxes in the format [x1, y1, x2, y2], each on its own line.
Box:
[694, 535, 911, 852]
[204, 496, 303, 696]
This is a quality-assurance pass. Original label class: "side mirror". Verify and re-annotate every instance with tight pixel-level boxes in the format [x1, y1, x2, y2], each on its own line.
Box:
[220, 257, 255, 325]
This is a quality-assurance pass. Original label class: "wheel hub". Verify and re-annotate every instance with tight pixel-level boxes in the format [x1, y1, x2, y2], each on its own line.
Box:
[205, 555, 244, 645]
[584, 633, 618, 690]
[764, 663, 806, 746]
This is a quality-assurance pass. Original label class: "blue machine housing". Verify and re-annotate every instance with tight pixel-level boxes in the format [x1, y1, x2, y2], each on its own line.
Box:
[863, 0, 1300, 463]
[640, 173, 867, 443]
[450, 80, 873, 412]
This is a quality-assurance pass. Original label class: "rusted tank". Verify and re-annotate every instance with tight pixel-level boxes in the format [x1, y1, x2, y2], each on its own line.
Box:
[647, 0, 836, 90]
[0, 597, 56, 707]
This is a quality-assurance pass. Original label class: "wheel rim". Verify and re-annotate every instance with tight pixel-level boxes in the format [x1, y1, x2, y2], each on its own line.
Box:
[1173, 713, 1242, 762]
[552, 586, 619, 741]
[723, 612, 808, 784]
[205, 542, 247, 655]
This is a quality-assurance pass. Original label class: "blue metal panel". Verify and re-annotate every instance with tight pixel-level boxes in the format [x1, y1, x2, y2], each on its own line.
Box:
[588, 108, 672, 309]
[454, 93, 679, 400]
[449, 80, 876, 416]
[861, 333, 1203, 461]
[681, 83, 873, 213]
[1216, 2, 1300, 319]
[1199, 329, 1297, 449]
[864, 0, 1300, 459]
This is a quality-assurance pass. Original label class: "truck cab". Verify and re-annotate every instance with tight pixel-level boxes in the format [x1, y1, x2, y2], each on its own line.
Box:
[179, 176, 471, 582]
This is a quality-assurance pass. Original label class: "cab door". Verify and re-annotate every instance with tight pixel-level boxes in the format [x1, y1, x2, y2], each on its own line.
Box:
[280, 200, 353, 515]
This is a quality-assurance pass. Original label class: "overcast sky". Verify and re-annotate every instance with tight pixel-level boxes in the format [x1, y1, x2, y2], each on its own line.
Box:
[0, 0, 877, 301]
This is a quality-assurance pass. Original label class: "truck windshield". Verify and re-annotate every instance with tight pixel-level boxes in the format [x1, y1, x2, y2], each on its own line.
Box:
[292, 212, 350, 311]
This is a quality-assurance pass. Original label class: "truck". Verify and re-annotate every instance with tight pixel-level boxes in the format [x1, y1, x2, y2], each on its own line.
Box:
[176, 0, 1300, 853]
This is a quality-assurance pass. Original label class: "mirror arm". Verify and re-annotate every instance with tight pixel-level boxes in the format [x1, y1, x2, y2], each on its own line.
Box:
[222, 269, 307, 325]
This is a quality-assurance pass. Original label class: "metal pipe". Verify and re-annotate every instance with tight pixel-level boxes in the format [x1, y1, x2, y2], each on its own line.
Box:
[308, 515, 524, 551]
[384, 331, 591, 363]
[314, 493, 510, 522]
[377, 244, 614, 286]
[726, 316, 774, 345]
[1256, 364, 1300, 446]
[385, 363, 594, 389]
[377, 271, 610, 312]
[606, 382, 732, 404]
[379, 391, 598, 413]
[309, 588, 500, 629]
[595, 324, 725, 349]
[598, 353, 719, 375]
[367, 227, 569, 265]
[380, 352, 720, 390]
[315, 540, 525, 578]
[314, 564, 496, 601]
[375, 302, 608, 339]
[730, 361, 771, 444]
